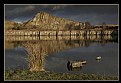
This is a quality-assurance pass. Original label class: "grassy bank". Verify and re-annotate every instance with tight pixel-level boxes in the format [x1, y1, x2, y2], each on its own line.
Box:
[5, 70, 118, 81]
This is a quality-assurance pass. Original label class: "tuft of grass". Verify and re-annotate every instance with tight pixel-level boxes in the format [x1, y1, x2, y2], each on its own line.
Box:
[5, 69, 118, 81]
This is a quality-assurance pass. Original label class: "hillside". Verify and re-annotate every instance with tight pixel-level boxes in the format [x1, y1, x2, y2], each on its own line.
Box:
[4, 20, 23, 30]
[4, 20, 15, 30]
[23, 11, 85, 30]
[5, 11, 85, 30]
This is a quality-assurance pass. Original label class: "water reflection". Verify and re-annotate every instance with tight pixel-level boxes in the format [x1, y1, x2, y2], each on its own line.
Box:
[5, 35, 118, 73]
[96, 59, 101, 62]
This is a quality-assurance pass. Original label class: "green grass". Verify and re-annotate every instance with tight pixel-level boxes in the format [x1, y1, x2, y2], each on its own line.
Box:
[5, 70, 118, 81]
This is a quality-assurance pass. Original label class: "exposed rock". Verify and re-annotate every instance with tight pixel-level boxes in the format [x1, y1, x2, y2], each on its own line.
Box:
[23, 11, 85, 30]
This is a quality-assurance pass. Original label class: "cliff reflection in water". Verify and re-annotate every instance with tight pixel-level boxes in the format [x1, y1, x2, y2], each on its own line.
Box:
[5, 35, 118, 71]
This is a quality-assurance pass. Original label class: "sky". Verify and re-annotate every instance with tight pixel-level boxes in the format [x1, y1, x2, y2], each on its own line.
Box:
[5, 4, 118, 25]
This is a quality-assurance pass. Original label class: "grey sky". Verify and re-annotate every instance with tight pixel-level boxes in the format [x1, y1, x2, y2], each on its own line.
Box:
[5, 4, 118, 25]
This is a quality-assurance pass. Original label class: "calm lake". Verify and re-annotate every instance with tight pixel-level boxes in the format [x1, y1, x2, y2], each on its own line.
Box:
[5, 35, 118, 76]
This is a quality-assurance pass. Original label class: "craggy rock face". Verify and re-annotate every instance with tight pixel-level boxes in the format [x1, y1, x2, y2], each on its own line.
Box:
[23, 11, 84, 30]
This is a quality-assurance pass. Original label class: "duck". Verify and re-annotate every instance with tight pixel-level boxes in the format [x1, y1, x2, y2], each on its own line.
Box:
[96, 56, 101, 60]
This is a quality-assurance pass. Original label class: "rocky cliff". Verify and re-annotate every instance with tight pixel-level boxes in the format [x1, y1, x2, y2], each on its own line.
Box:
[23, 11, 85, 30]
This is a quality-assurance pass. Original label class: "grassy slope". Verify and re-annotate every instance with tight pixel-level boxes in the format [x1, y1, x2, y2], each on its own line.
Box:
[4, 20, 15, 30]
[5, 70, 118, 81]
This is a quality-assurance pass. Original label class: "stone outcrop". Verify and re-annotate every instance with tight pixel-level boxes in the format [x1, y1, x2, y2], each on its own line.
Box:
[23, 11, 85, 30]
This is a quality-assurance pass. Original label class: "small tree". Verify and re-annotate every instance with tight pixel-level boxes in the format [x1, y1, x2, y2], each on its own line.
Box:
[85, 22, 92, 29]
[65, 24, 73, 30]
[74, 26, 80, 30]
[12, 23, 20, 30]
[102, 22, 106, 29]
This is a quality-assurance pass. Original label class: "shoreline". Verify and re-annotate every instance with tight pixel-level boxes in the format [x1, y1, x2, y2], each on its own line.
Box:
[5, 69, 118, 81]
